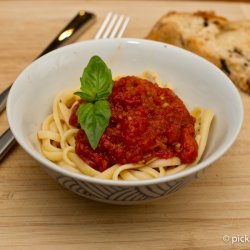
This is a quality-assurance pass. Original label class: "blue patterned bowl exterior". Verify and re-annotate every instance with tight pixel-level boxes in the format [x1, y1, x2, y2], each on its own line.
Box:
[44, 167, 205, 204]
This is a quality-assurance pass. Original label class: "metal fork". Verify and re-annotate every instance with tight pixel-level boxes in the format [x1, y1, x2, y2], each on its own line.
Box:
[0, 12, 130, 161]
[95, 12, 129, 39]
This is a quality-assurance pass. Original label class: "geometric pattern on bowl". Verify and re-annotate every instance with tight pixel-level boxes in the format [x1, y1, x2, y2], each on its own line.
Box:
[45, 168, 205, 204]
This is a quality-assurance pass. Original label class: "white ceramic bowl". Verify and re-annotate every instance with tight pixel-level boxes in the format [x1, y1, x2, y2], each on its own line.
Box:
[7, 38, 243, 204]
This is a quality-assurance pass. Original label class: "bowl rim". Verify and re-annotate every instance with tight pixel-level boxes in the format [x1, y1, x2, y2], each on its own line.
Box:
[7, 38, 244, 186]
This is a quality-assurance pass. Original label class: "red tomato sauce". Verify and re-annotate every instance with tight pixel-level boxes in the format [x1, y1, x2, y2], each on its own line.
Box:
[69, 76, 198, 172]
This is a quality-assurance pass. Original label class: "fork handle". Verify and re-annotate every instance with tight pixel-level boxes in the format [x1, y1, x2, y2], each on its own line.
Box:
[0, 10, 96, 114]
[0, 128, 16, 161]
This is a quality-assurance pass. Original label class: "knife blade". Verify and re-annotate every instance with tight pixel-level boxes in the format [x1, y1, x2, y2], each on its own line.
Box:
[0, 10, 96, 114]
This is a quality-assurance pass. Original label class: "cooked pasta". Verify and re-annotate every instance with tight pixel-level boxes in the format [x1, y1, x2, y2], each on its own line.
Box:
[37, 73, 214, 180]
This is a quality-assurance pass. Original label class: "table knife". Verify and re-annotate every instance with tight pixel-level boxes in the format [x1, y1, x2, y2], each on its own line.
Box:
[0, 10, 96, 161]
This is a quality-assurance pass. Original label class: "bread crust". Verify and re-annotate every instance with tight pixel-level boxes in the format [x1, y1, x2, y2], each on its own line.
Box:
[147, 11, 250, 93]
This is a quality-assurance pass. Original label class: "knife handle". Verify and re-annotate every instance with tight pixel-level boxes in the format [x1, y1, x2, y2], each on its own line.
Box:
[0, 10, 96, 114]
[0, 85, 10, 114]
[0, 128, 16, 162]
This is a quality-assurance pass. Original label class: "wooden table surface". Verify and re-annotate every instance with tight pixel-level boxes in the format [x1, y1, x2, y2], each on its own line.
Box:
[0, 1, 250, 249]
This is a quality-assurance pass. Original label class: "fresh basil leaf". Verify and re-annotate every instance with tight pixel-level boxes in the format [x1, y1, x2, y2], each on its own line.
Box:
[74, 90, 96, 102]
[74, 91, 86, 100]
[79, 55, 113, 102]
[75, 56, 113, 149]
[76, 100, 111, 149]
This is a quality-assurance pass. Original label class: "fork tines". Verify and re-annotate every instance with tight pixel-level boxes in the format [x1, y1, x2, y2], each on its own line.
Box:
[94, 12, 130, 39]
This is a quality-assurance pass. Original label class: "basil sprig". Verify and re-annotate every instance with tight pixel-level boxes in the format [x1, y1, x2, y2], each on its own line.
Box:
[75, 56, 113, 149]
